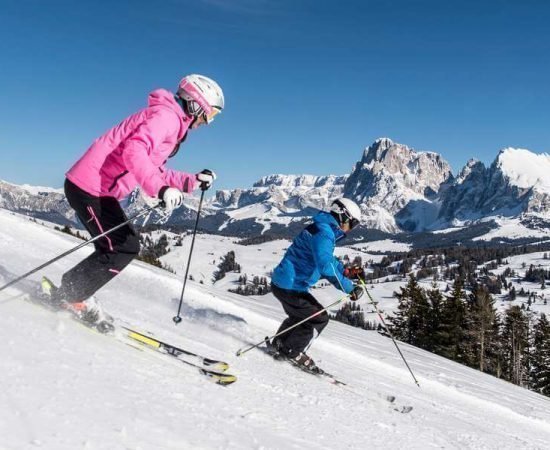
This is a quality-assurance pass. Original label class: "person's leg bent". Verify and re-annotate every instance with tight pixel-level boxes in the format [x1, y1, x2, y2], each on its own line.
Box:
[271, 284, 328, 355]
[57, 179, 140, 301]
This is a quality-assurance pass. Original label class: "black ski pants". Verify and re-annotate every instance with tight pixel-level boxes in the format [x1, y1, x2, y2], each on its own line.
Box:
[271, 283, 329, 355]
[57, 179, 140, 301]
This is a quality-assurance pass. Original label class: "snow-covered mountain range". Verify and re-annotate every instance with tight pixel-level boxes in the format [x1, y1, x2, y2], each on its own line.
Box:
[3, 138, 550, 243]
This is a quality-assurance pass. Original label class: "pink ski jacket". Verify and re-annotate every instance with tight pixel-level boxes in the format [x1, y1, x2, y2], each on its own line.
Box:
[66, 89, 198, 200]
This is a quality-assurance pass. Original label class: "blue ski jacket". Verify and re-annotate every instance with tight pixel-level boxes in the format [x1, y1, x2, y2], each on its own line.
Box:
[271, 211, 354, 294]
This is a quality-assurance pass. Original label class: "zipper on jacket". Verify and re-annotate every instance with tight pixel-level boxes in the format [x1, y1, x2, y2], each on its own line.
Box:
[108, 170, 129, 192]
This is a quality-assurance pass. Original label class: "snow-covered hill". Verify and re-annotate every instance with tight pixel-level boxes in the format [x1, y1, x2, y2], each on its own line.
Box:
[1, 209, 550, 449]
[151, 229, 550, 321]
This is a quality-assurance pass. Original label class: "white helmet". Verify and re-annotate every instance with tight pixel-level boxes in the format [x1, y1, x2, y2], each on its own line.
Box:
[177, 74, 224, 123]
[330, 198, 362, 229]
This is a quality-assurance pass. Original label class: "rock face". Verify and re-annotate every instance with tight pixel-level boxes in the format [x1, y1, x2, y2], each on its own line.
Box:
[438, 148, 550, 225]
[0, 180, 75, 225]
[3, 142, 550, 238]
[343, 138, 453, 232]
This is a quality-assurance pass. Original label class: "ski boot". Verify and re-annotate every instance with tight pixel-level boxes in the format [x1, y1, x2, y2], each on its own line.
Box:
[66, 296, 115, 333]
[289, 351, 321, 374]
[265, 336, 287, 360]
[41, 277, 114, 333]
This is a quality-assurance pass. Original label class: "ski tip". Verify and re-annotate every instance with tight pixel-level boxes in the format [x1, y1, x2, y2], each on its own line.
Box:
[203, 371, 237, 386]
[203, 361, 230, 372]
[40, 276, 54, 295]
[216, 375, 237, 386]
[216, 363, 230, 372]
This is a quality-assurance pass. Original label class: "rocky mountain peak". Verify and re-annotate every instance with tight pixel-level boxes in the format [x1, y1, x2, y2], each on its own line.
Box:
[343, 139, 454, 231]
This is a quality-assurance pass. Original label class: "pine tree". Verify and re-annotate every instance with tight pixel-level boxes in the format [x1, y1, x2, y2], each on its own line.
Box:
[530, 313, 550, 396]
[434, 278, 468, 363]
[388, 274, 431, 347]
[425, 283, 444, 352]
[500, 306, 530, 386]
[213, 251, 240, 281]
[466, 285, 499, 373]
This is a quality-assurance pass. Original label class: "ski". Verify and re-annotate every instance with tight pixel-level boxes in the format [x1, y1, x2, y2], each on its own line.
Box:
[125, 336, 237, 386]
[121, 326, 230, 373]
[292, 361, 348, 386]
[262, 340, 412, 412]
[29, 278, 237, 386]
[262, 339, 348, 385]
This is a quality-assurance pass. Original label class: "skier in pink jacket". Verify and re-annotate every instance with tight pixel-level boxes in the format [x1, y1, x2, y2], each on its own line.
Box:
[44, 74, 224, 328]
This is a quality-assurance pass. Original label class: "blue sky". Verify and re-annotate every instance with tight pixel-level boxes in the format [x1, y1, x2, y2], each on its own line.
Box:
[1, 0, 549, 191]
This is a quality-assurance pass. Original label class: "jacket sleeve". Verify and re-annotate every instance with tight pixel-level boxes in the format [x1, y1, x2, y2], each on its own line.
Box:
[121, 110, 181, 197]
[162, 168, 197, 194]
[311, 229, 354, 294]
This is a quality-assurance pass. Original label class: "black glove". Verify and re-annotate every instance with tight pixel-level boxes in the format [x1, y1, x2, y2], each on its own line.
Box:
[344, 265, 365, 281]
[349, 285, 364, 301]
[196, 169, 217, 191]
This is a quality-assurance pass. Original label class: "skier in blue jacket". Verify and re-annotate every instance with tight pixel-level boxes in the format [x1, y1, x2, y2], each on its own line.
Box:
[270, 198, 364, 371]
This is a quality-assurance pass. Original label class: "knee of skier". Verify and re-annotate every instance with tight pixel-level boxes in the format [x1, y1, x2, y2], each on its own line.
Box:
[313, 310, 329, 330]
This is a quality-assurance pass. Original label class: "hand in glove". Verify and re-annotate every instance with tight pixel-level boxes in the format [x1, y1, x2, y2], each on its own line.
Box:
[196, 169, 217, 191]
[159, 186, 183, 211]
[349, 285, 364, 301]
[344, 265, 365, 281]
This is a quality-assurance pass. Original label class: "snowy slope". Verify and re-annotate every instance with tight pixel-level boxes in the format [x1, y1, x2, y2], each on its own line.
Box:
[473, 217, 550, 242]
[1, 209, 550, 449]
[155, 230, 386, 289]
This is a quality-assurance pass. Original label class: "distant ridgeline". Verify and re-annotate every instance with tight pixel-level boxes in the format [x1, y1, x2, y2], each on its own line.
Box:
[3, 137, 550, 246]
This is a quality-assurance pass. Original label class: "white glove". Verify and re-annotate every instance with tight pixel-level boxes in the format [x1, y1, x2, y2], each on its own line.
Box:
[160, 187, 183, 211]
[196, 169, 217, 191]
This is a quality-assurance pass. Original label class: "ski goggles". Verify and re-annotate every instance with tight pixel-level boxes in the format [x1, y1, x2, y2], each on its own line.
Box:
[346, 214, 360, 229]
[204, 106, 222, 124]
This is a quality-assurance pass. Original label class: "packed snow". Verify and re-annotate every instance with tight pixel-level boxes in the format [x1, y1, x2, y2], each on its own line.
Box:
[349, 239, 412, 253]
[1, 208, 550, 449]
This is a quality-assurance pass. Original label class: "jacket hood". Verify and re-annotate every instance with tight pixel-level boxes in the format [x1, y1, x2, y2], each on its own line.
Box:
[148, 89, 179, 109]
[148, 89, 192, 141]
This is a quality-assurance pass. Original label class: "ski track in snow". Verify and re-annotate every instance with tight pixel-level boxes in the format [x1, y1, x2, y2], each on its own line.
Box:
[1, 209, 550, 449]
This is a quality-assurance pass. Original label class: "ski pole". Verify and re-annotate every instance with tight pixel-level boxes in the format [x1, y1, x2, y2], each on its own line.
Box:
[0, 204, 159, 294]
[358, 278, 421, 388]
[235, 294, 349, 357]
[173, 189, 206, 324]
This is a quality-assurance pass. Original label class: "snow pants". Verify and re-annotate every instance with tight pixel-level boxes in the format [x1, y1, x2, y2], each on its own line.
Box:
[271, 283, 329, 355]
[56, 179, 140, 302]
